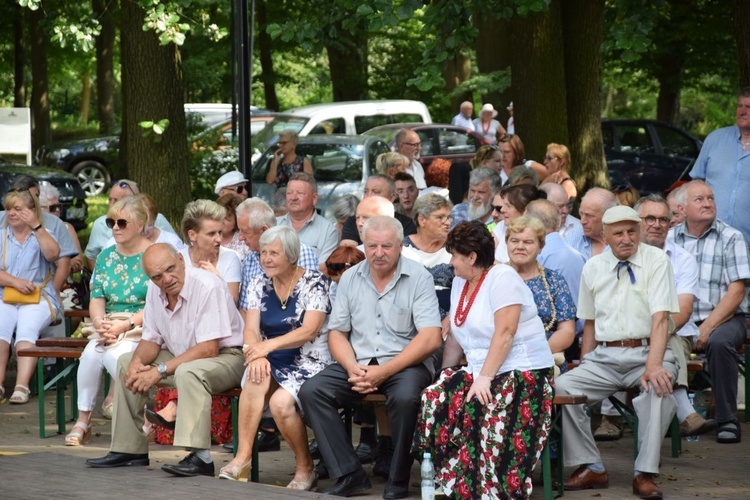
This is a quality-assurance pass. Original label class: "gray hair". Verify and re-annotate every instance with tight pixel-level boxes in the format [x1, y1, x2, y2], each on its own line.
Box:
[539, 182, 567, 203]
[581, 187, 617, 211]
[413, 193, 453, 226]
[236, 198, 277, 230]
[181, 199, 227, 242]
[39, 182, 60, 206]
[278, 129, 300, 143]
[525, 199, 561, 232]
[366, 174, 396, 197]
[289, 171, 318, 193]
[673, 181, 707, 206]
[269, 188, 287, 212]
[508, 165, 539, 187]
[332, 194, 359, 221]
[633, 193, 672, 219]
[469, 167, 497, 187]
[362, 215, 404, 243]
[258, 225, 300, 264]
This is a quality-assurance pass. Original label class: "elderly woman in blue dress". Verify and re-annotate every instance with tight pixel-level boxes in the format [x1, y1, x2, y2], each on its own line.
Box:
[0, 189, 60, 404]
[219, 226, 331, 491]
[415, 220, 554, 499]
[507, 215, 576, 376]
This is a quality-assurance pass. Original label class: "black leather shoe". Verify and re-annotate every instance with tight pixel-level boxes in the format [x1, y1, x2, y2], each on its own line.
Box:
[315, 459, 330, 480]
[161, 452, 215, 477]
[372, 436, 393, 479]
[383, 480, 409, 499]
[309, 439, 320, 460]
[86, 452, 149, 468]
[320, 468, 372, 497]
[144, 407, 175, 430]
[355, 440, 377, 464]
[257, 429, 281, 452]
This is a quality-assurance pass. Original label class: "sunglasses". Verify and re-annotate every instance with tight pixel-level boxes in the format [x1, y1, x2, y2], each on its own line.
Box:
[481, 145, 499, 161]
[105, 218, 130, 229]
[326, 262, 353, 273]
[492, 205, 503, 212]
[112, 181, 136, 195]
[42, 204, 62, 212]
[234, 185, 245, 194]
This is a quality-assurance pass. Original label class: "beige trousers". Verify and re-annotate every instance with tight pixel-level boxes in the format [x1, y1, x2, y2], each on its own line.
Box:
[110, 348, 245, 454]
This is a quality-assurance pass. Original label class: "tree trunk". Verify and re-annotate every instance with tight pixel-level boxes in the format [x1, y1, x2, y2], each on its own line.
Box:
[509, 2, 568, 162]
[561, 0, 607, 191]
[80, 70, 91, 125]
[94, 0, 116, 134]
[441, 51, 472, 112]
[326, 21, 368, 102]
[13, 4, 25, 107]
[655, 58, 682, 125]
[29, 7, 51, 153]
[120, 0, 191, 225]
[733, 0, 750, 87]
[256, 0, 279, 111]
[474, 16, 511, 111]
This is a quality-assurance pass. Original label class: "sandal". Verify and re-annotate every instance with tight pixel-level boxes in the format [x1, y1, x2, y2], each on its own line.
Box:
[716, 420, 741, 444]
[9, 385, 30, 404]
[287, 470, 318, 491]
[65, 421, 92, 446]
[101, 400, 114, 420]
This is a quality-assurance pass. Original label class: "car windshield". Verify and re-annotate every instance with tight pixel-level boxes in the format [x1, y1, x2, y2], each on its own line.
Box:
[252, 116, 309, 159]
[252, 142, 365, 183]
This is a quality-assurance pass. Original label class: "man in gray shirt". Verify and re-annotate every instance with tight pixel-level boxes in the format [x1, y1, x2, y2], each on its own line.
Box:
[299, 216, 441, 499]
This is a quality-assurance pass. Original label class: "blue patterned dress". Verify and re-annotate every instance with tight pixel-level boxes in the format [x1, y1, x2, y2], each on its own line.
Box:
[524, 268, 576, 373]
[246, 268, 332, 404]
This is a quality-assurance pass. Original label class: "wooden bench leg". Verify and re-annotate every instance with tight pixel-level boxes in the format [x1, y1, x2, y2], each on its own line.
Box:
[744, 349, 749, 423]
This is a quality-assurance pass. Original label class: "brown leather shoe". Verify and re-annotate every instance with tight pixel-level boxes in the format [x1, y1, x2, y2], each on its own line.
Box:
[632, 473, 662, 499]
[563, 466, 609, 490]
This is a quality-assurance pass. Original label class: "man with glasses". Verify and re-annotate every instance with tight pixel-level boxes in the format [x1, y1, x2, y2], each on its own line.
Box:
[670, 180, 749, 444]
[395, 129, 427, 191]
[634, 194, 716, 438]
[214, 171, 249, 201]
[85, 179, 176, 270]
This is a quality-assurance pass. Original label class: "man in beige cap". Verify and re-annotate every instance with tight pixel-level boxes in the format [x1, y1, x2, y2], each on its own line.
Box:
[214, 170, 248, 200]
[555, 205, 679, 500]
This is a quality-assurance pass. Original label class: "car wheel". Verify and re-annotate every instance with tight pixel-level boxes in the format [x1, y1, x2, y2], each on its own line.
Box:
[71, 161, 110, 197]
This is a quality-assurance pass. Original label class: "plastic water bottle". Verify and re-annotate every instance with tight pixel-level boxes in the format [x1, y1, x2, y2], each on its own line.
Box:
[421, 452, 436, 500]
[687, 393, 700, 442]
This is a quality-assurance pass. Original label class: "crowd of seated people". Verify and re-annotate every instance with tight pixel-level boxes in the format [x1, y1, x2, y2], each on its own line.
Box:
[3, 117, 749, 500]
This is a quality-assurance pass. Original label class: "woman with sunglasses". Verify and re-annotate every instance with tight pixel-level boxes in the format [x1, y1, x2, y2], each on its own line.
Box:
[0, 189, 60, 404]
[65, 196, 151, 444]
[266, 129, 313, 188]
[101, 194, 185, 254]
[448, 145, 503, 205]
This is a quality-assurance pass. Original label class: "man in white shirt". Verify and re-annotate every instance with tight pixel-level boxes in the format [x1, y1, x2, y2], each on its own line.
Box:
[450, 101, 475, 131]
[395, 129, 427, 190]
[86, 244, 245, 476]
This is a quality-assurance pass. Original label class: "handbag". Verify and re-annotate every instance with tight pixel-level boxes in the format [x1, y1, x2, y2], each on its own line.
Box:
[1, 228, 52, 305]
[82, 311, 143, 350]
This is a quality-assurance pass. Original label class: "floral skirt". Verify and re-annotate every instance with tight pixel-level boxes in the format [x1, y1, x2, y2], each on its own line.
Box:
[414, 366, 554, 500]
[153, 388, 233, 445]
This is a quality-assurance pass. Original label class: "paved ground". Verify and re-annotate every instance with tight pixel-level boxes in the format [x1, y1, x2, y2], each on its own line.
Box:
[1, 388, 749, 499]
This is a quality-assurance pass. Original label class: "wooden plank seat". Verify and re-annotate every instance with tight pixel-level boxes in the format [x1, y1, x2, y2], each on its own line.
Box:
[17, 346, 84, 438]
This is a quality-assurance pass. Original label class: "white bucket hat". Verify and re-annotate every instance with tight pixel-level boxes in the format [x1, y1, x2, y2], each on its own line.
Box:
[480, 103, 498, 118]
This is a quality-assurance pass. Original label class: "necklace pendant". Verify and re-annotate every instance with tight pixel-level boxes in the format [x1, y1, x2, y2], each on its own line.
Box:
[281, 304, 287, 310]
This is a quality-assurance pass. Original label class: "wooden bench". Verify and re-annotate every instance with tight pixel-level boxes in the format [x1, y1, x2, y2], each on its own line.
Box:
[540, 394, 588, 500]
[17, 345, 84, 438]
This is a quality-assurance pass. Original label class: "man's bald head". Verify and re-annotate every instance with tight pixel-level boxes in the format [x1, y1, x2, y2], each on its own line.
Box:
[355, 196, 396, 239]
[143, 243, 185, 298]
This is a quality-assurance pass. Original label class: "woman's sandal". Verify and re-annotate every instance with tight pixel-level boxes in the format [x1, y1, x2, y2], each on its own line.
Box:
[219, 461, 251, 481]
[9, 385, 30, 404]
[716, 420, 741, 444]
[287, 470, 318, 491]
[65, 421, 92, 446]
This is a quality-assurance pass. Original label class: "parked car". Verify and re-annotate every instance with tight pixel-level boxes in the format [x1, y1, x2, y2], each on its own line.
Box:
[602, 118, 702, 195]
[363, 123, 489, 173]
[35, 103, 236, 197]
[251, 100, 432, 163]
[250, 135, 391, 221]
[0, 157, 88, 231]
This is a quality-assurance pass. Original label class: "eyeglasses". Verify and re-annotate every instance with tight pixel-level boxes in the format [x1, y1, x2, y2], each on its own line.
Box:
[42, 204, 62, 212]
[112, 181, 136, 195]
[643, 215, 671, 226]
[492, 205, 503, 212]
[326, 262, 353, 273]
[431, 214, 453, 223]
[233, 185, 245, 194]
[105, 218, 130, 229]
[402, 141, 421, 147]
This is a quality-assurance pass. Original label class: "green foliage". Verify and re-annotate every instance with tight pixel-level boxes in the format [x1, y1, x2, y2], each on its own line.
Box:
[189, 147, 239, 199]
[139, 119, 170, 141]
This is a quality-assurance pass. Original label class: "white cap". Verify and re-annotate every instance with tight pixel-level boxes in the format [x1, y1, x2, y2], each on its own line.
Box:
[214, 170, 248, 195]
[602, 205, 641, 225]
[479, 103, 498, 118]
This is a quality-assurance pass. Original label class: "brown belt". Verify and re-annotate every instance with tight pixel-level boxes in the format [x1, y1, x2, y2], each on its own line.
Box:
[600, 338, 650, 348]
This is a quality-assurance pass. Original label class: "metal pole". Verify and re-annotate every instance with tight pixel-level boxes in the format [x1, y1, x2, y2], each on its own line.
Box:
[236, 0, 252, 184]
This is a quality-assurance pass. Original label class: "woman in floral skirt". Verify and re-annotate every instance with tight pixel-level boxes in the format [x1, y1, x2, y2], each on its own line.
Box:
[414, 220, 555, 499]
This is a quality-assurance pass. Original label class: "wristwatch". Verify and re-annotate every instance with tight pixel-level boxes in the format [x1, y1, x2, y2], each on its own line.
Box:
[128, 319, 135, 331]
[32, 224, 42, 232]
[157, 363, 168, 379]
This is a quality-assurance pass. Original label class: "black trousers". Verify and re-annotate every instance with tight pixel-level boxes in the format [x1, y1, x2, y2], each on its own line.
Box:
[299, 362, 432, 483]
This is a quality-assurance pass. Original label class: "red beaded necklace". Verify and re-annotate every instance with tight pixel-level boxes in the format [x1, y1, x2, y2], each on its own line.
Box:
[454, 269, 489, 327]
